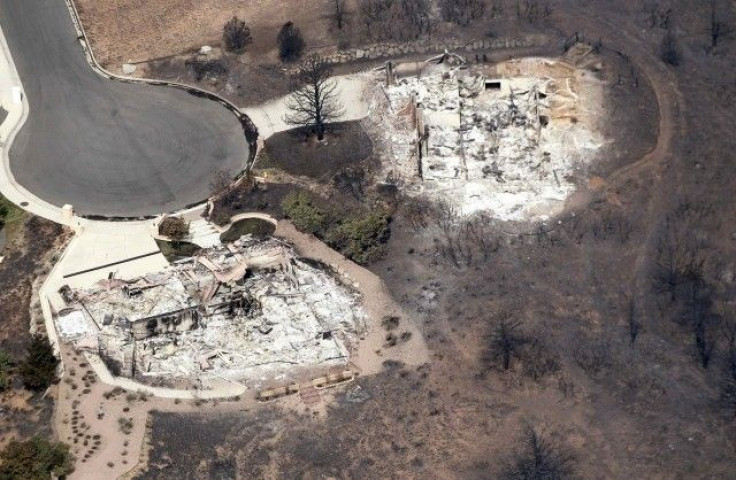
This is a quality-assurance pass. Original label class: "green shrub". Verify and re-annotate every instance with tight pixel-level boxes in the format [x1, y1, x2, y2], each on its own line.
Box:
[281, 191, 329, 235]
[327, 207, 390, 264]
[0, 350, 12, 391]
[20, 336, 59, 392]
[0, 436, 74, 480]
[158, 216, 189, 240]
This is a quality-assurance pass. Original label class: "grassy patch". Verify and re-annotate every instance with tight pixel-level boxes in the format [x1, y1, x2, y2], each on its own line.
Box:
[155, 239, 201, 262]
[0, 195, 29, 245]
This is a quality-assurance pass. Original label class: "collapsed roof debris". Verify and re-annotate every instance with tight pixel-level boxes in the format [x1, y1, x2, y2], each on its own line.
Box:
[54, 236, 366, 386]
[367, 58, 606, 221]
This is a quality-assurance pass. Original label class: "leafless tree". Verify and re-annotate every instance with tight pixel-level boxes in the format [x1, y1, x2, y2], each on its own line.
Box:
[628, 297, 641, 344]
[516, 0, 551, 23]
[501, 425, 577, 480]
[222, 16, 252, 54]
[483, 313, 527, 371]
[209, 169, 232, 196]
[284, 55, 345, 141]
[439, 0, 486, 26]
[721, 318, 736, 415]
[688, 279, 717, 368]
[358, 0, 432, 41]
[334, 0, 347, 29]
[660, 27, 681, 66]
[652, 214, 703, 302]
[709, 0, 732, 50]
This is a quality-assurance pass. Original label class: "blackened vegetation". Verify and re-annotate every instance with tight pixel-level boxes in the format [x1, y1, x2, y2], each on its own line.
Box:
[222, 16, 252, 54]
[500, 425, 577, 480]
[660, 27, 681, 66]
[358, 0, 432, 41]
[439, 0, 486, 27]
[277, 22, 306, 63]
[185, 58, 228, 82]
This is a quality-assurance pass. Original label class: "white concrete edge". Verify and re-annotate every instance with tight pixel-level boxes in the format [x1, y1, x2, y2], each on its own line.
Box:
[0, 24, 78, 227]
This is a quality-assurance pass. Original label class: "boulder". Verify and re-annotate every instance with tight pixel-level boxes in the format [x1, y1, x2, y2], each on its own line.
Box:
[199, 45, 213, 55]
[122, 63, 136, 75]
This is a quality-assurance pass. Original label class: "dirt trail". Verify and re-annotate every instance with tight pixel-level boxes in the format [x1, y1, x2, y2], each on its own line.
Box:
[562, 8, 685, 310]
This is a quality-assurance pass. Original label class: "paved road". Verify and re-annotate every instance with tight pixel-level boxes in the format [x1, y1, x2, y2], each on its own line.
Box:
[0, 0, 249, 217]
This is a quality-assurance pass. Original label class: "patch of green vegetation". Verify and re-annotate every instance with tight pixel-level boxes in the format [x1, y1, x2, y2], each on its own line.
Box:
[0, 436, 74, 480]
[155, 239, 201, 263]
[281, 190, 391, 265]
[220, 218, 276, 243]
[20, 336, 59, 392]
[0, 194, 28, 244]
[0, 349, 12, 391]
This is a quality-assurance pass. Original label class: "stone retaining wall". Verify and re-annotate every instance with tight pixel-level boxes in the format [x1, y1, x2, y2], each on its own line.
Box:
[320, 34, 548, 65]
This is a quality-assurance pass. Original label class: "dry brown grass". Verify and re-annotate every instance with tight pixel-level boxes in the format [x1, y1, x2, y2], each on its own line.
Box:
[75, 0, 338, 66]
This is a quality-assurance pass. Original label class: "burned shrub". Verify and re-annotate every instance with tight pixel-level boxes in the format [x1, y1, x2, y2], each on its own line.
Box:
[439, 0, 486, 26]
[660, 28, 681, 66]
[573, 339, 612, 379]
[185, 58, 228, 81]
[358, 0, 432, 41]
[500, 425, 577, 480]
[222, 16, 252, 54]
[522, 338, 561, 382]
[158, 217, 189, 241]
[482, 314, 527, 371]
[277, 22, 305, 63]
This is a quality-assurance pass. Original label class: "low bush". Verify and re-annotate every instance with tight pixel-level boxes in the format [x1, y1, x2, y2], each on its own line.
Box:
[0, 436, 74, 480]
[158, 217, 189, 240]
[281, 190, 392, 264]
[20, 336, 59, 392]
[281, 191, 329, 235]
[326, 207, 391, 264]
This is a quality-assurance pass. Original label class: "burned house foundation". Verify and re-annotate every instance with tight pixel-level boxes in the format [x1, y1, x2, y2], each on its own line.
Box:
[54, 236, 366, 387]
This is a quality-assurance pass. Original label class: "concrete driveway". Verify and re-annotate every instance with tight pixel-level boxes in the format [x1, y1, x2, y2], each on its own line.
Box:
[0, 0, 249, 217]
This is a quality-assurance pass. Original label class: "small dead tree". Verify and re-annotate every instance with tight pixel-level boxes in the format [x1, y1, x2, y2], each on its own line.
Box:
[627, 297, 641, 344]
[721, 318, 736, 416]
[660, 27, 681, 66]
[222, 16, 252, 54]
[439, 0, 485, 27]
[334, 0, 347, 29]
[284, 55, 345, 141]
[483, 313, 527, 371]
[277, 22, 306, 62]
[501, 425, 577, 480]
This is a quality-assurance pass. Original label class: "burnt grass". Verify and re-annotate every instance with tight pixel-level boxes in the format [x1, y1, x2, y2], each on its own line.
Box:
[259, 121, 374, 181]
[0, 216, 67, 444]
[136, 1, 736, 478]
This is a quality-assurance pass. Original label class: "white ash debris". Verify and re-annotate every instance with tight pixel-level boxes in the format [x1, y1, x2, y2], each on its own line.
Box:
[375, 60, 604, 221]
[57, 235, 366, 384]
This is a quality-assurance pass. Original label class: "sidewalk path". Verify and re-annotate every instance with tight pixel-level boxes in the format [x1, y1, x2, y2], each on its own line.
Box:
[243, 74, 371, 140]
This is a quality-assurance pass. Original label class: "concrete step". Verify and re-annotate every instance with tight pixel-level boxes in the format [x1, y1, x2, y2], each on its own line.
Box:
[188, 219, 221, 249]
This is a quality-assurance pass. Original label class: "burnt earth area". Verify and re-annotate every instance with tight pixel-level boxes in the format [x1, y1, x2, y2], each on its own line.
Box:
[0, 216, 68, 446]
[259, 121, 374, 181]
